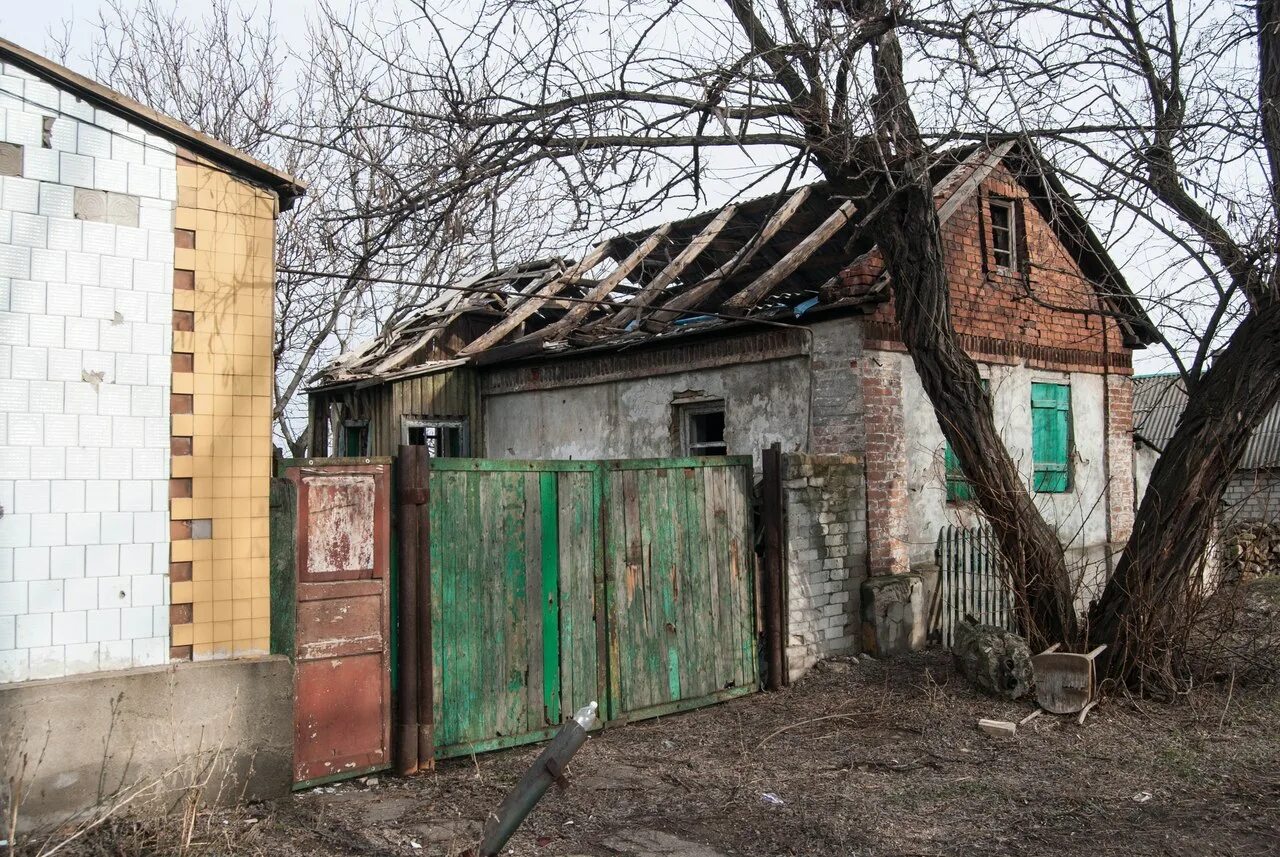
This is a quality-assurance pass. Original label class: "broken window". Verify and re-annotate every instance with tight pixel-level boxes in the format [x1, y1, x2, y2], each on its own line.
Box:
[402, 417, 467, 457]
[342, 421, 369, 457]
[680, 401, 728, 456]
[989, 199, 1017, 270]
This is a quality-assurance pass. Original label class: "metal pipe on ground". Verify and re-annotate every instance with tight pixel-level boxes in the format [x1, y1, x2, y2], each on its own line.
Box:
[478, 702, 598, 856]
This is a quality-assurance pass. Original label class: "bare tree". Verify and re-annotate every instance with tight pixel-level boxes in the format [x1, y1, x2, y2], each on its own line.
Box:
[61, 0, 550, 454]
[338, 0, 1280, 682]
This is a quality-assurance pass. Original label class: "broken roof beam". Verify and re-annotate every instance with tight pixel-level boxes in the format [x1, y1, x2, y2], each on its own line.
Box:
[643, 185, 813, 330]
[457, 257, 594, 356]
[530, 223, 674, 343]
[605, 203, 740, 329]
[722, 199, 857, 310]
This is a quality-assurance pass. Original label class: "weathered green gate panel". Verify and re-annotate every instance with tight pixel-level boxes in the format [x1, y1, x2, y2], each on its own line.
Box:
[419, 457, 756, 760]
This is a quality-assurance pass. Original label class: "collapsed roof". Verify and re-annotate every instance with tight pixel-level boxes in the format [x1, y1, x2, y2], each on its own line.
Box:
[314, 141, 1157, 387]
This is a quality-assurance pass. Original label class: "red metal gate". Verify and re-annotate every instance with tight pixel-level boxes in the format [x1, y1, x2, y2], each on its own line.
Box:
[283, 458, 393, 788]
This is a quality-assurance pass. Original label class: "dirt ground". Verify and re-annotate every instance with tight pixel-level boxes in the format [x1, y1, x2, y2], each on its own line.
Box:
[47, 648, 1280, 857]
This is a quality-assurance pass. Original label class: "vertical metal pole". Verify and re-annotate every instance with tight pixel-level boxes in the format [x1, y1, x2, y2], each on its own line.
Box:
[416, 451, 434, 768]
[760, 443, 786, 690]
[396, 446, 421, 775]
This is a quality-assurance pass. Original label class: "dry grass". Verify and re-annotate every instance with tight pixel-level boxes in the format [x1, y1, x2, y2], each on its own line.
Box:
[30, 648, 1280, 857]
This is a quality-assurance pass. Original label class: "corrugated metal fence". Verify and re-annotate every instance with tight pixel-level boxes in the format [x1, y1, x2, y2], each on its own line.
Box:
[932, 524, 1018, 648]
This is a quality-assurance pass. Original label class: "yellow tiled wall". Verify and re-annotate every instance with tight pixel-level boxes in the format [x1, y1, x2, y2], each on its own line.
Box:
[170, 153, 277, 660]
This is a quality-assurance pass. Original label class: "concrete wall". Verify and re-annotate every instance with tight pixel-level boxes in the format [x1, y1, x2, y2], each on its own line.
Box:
[882, 350, 1121, 603]
[0, 60, 177, 681]
[484, 354, 812, 468]
[782, 454, 866, 679]
[1, 655, 291, 833]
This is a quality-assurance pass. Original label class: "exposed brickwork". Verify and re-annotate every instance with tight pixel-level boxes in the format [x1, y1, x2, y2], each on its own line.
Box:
[808, 318, 864, 455]
[1222, 472, 1280, 524]
[844, 164, 1134, 376]
[782, 453, 867, 678]
[1106, 374, 1136, 547]
[860, 355, 911, 576]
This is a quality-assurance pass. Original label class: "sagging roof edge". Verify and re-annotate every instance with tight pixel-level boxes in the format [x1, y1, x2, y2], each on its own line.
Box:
[0, 38, 307, 210]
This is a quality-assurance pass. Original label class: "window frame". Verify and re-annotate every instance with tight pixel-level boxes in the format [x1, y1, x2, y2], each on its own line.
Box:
[1030, 381, 1073, 494]
[400, 416, 470, 458]
[677, 399, 728, 457]
[341, 420, 369, 457]
[988, 197, 1018, 272]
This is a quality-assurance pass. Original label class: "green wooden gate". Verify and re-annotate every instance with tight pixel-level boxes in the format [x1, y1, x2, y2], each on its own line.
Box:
[411, 457, 757, 759]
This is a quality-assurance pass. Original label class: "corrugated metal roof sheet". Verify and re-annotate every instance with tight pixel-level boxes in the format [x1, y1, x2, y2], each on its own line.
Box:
[1133, 374, 1280, 469]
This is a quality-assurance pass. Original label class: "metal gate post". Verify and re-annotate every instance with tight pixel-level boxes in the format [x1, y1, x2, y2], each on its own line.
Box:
[761, 443, 787, 689]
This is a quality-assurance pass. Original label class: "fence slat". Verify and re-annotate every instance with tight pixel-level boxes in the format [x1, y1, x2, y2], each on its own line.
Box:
[932, 523, 1017, 648]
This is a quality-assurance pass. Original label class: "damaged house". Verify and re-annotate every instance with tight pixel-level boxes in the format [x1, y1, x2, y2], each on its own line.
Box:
[309, 141, 1158, 675]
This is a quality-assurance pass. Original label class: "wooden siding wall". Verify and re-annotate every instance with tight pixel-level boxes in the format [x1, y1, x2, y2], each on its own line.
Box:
[309, 369, 483, 457]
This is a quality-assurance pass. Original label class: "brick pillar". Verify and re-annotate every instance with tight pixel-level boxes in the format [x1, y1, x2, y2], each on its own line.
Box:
[1105, 373, 1135, 548]
[861, 351, 911, 576]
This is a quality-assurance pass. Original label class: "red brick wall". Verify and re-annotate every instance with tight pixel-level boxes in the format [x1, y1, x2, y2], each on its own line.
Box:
[849, 164, 1134, 376]
[861, 354, 911, 576]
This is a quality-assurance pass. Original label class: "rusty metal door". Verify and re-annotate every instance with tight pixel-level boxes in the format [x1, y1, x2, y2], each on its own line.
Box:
[283, 459, 392, 788]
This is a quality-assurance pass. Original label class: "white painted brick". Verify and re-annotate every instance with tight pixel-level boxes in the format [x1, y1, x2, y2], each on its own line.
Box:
[5, 111, 42, 148]
[0, 649, 28, 681]
[0, 481, 10, 514]
[16, 612, 51, 648]
[0, 448, 30, 482]
[81, 220, 115, 255]
[150, 479, 168, 512]
[94, 110, 128, 134]
[60, 91, 94, 122]
[66, 250, 100, 286]
[38, 182, 74, 219]
[28, 645, 65, 679]
[121, 605, 152, 639]
[0, 580, 28, 614]
[114, 288, 147, 322]
[138, 200, 172, 231]
[0, 546, 11, 582]
[65, 447, 99, 479]
[157, 169, 177, 201]
[112, 135, 144, 164]
[132, 574, 163, 608]
[30, 315, 65, 349]
[2, 175, 40, 213]
[13, 546, 49, 581]
[59, 151, 94, 188]
[0, 345, 9, 382]
[14, 480, 49, 513]
[115, 226, 148, 259]
[64, 577, 97, 611]
[86, 544, 119, 578]
[0, 212, 8, 243]
[22, 147, 59, 183]
[28, 380, 63, 413]
[85, 480, 119, 512]
[26, 579, 61, 613]
[8, 411, 42, 444]
[100, 511, 133, 545]
[0, 243, 31, 279]
[127, 164, 159, 198]
[31, 247, 66, 282]
[50, 115, 77, 152]
[146, 231, 173, 265]
[100, 639, 132, 669]
[0, 311, 28, 345]
[133, 448, 164, 480]
[111, 416, 144, 448]
[0, 380, 28, 412]
[133, 511, 166, 544]
[119, 480, 151, 512]
[120, 543, 152, 577]
[77, 414, 109, 447]
[77, 123, 111, 158]
[81, 349, 114, 377]
[30, 513, 66, 547]
[10, 345, 45, 379]
[86, 607, 119, 642]
[145, 292, 172, 325]
[99, 575, 133, 608]
[151, 605, 168, 636]
[24, 78, 58, 109]
[50, 479, 84, 513]
[97, 383, 130, 416]
[52, 610, 86, 645]
[29, 447, 65, 480]
[151, 542, 167, 575]
[147, 355, 169, 387]
[130, 384, 162, 417]
[0, 614, 12, 647]
[100, 448, 132, 480]
[132, 636, 166, 667]
[64, 641, 98, 673]
[0, 74, 22, 98]
[9, 280, 44, 314]
[66, 513, 100, 547]
[11, 212, 48, 248]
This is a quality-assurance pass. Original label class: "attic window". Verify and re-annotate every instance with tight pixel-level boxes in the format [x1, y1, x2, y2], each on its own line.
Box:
[989, 199, 1017, 270]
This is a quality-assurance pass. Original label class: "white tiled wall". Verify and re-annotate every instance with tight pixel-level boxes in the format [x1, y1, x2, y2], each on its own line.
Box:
[0, 61, 176, 682]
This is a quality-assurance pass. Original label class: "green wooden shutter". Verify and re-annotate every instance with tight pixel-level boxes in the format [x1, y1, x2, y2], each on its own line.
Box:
[1031, 382, 1071, 493]
[944, 380, 989, 503]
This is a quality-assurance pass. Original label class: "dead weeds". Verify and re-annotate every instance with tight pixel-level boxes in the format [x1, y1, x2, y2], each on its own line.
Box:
[24, 649, 1280, 857]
